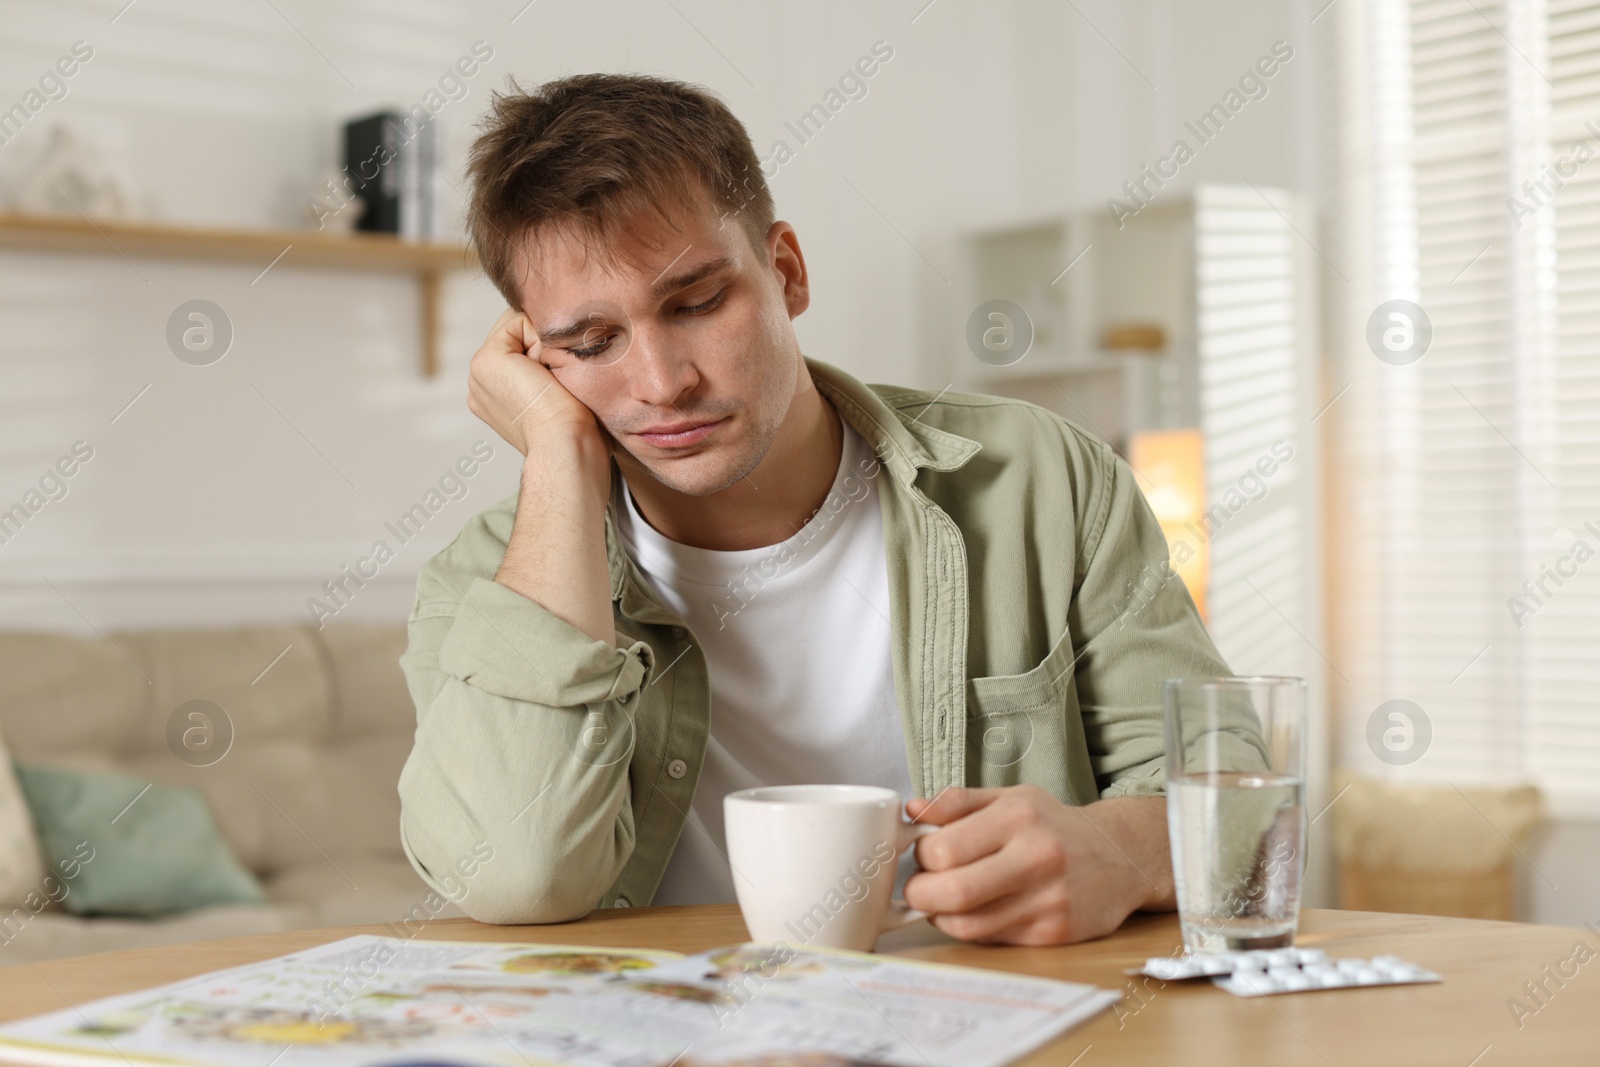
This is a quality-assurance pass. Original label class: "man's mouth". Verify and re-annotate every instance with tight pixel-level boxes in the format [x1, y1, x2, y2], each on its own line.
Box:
[632, 417, 727, 449]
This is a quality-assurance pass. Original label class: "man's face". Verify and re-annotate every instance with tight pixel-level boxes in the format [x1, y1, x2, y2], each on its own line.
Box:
[512, 191, 807, 498]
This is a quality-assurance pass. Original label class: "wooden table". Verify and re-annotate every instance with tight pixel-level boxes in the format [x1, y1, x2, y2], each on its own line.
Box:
[1, 906, 1595, 1064]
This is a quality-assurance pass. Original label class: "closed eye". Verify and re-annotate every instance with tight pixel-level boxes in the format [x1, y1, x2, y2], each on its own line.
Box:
[569, 329, 615, 360]
[568, 291, 727, 359]
[680, 290, 726, 315]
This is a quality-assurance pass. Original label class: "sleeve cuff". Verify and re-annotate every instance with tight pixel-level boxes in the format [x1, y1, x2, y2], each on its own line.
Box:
[1100, 760, 1167, 799]
[435, 576, 653, 706]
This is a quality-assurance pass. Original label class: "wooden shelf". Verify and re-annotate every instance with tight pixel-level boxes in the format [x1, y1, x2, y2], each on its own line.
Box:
[0, 213, 479, 376]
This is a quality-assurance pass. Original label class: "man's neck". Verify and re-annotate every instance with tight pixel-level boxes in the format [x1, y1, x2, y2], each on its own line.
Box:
[621, 366, 843, 552]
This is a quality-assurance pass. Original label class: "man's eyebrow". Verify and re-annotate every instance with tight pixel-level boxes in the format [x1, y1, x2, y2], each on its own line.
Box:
[536, 255, 737, 345]
[536, 316, 602, 345]
[649, 254, 735, 300]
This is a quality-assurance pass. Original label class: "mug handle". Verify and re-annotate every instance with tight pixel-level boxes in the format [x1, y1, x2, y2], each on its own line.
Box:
[881, 822, 939, 931]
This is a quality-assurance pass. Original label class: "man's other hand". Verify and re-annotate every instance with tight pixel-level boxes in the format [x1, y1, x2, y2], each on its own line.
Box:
[902, 785, 1175, 946]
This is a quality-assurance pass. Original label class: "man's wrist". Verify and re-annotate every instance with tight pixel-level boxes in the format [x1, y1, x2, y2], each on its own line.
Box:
[493, 429, 616, 646]
[520, 423, 610, 476]
[1088, 794, 1176, 913]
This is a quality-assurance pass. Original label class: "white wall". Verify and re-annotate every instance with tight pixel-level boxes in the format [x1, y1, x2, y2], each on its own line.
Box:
[0, 0, 514, 631]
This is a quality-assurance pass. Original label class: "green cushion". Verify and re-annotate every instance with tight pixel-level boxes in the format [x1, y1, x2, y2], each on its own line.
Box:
[11, 762, 267, 918]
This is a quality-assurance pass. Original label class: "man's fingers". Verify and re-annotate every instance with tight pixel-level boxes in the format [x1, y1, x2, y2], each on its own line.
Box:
[906, 786, 1004, 825]
[929, 890, 1035, 943]
[932, 891, 1071, 946]
[913, 803, 1020, 871]
[514, 312, 543, 359]
[482, 311, 537, 360]
[904, 845, 1029, 916]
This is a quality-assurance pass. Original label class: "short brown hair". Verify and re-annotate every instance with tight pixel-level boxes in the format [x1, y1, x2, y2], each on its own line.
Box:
[464, 73, 775, 307]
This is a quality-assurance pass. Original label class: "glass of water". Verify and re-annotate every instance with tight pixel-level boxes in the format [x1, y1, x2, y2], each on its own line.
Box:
[1164, 676, 1307, 953]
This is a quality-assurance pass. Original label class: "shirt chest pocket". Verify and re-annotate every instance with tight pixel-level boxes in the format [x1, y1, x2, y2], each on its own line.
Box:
[964, 622, 1097, 803]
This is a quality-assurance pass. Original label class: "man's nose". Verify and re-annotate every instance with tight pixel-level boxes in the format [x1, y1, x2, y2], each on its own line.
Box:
[630, 326, 700, 405]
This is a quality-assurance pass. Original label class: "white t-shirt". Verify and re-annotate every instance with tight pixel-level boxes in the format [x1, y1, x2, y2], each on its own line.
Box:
[616, 419, 914, 906]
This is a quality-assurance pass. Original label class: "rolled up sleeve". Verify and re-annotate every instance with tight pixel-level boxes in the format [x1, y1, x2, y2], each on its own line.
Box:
[433, 575, 652, 707]
[397, 501, 653, 923]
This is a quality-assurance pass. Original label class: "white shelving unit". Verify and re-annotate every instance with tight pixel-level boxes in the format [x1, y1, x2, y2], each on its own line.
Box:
[948, 198, 1201, 451]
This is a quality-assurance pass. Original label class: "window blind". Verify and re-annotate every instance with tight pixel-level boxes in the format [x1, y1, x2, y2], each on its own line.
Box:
[1193, 185, 1310, 680]
[1342, 0, 1600, 811]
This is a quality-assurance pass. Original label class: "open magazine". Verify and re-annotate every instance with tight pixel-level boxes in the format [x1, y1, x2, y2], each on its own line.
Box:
[0, 935, 1118, 1067]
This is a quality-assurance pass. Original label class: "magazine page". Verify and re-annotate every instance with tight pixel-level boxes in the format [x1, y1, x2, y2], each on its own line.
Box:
[0, 936, 688, 1067]
[0, 936, 1116, 1067]
[633, 943, 1118, 1067]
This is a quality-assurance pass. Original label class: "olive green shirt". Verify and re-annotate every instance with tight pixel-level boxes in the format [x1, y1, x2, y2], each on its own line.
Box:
[397, 357, 1231, 923]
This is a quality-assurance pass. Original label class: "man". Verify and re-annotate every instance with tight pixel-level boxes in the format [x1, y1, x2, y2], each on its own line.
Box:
[398, 72, 1234, 946]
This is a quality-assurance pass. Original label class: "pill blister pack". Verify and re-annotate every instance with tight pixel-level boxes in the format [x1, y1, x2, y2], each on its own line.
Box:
[1127, 947, 1441, 997]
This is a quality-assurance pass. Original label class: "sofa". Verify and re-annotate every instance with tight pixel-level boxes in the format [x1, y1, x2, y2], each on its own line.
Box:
[0, 623, 458, 965]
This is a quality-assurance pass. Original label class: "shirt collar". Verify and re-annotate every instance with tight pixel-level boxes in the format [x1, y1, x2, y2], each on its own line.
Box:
[806, 356, 982, 483]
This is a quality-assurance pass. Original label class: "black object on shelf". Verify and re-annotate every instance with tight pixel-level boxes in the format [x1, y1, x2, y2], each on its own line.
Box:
[343, 110, 444, 241]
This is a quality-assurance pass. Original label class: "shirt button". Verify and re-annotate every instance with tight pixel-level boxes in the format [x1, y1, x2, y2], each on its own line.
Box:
[615, 896, 631, 908]
[671, 626, 686, 638]
[667, 759, 688, 779]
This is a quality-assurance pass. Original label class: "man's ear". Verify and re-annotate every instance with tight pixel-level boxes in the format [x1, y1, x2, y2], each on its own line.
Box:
[768, 221, 810, 319]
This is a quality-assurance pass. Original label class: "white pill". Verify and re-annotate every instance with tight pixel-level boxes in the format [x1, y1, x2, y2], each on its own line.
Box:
[1314, 971, 1346, 988]
[1351, 967, 1385, 984]
[1336, 958, 1364, 972]
[1264, 950, 1297, 966]
[1267, 965, 1301, 980]
[1371, 955, 1403, 968]
[1281, 973, 1315, 991]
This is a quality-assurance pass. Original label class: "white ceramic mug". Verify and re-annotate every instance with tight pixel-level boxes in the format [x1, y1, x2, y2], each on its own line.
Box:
[723, 784, 936, 952]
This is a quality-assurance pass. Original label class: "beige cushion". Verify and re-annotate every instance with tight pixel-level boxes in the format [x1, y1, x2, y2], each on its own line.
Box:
[0, 729, 46, 908]
[0, 623, 443, 963]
